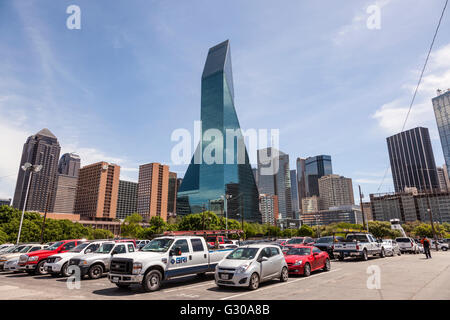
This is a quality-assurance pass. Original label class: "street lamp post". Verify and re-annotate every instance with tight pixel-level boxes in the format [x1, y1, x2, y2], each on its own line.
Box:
[16, 163, 42, 245]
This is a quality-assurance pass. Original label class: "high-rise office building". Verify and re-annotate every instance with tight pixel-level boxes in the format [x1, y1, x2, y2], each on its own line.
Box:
[301, 196, 320, 214]
[53, 153, 80, 214]
[53, 174, 78, 214]
[257, 148, 292, 219]
[290, 170, 299, 219]
[433, 89, 450, 178]
[318, 174, 354, 210]
[259, 194, 279, 225]
[296, 158, 306, 212]
[116, 180, 138, 220]
[137, 163, 169, 222]
[167, 172, 178, 216]
[176, 40, 260, 223]
[13, 128, 61, 212]
[437, 166, 449, 191]
[74, 162, 120, 220]
[387, 127, 439, 192]
[304, 155, 333, 197]
[58, 153, 81, 177]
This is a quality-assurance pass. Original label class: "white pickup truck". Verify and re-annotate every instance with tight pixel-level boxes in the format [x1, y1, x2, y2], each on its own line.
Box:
[333, 233, 386, 261]
[107, 236, 233, 292]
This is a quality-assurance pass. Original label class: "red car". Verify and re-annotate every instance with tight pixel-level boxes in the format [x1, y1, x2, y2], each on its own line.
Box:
[19, 239, 86, 275]
[284, 245, 331, 276]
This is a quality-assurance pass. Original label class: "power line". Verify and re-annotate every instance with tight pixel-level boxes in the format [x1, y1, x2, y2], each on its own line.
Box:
[377, 0, 448, 193]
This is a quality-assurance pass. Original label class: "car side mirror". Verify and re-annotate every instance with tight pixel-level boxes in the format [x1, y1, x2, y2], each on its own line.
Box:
[258, 256, 269, 263]
[170, 247, 182, 256]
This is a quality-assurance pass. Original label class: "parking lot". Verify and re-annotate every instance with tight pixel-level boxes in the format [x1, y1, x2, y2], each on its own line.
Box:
[0, 251, 449, 300]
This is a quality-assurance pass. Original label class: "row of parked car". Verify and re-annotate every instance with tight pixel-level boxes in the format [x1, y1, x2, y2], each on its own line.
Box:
[0, 232, 448, 292]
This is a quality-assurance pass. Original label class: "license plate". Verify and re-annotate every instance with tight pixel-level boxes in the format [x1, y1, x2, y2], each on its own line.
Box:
[111, 277, 119, 283]
[220, 274, 229, 280]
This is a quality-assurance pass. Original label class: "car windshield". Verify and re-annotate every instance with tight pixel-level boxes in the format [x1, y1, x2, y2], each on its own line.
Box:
[286, 238, 304, 244]
[316, 237, 333, 243]
[141, 238, 174, 252]
[226, 248, 259, 260]
[285, 248, 311, 256]
[396, 238, 410, 243]
[19, 245, 33, 253]
[69, 242, 90, 253]
[10, 245, 26, 253]
[4, 246, 17, 253]
[95, 243, 114, 254]
[346, 235, 368, 242]
[45, 241, 64, 250]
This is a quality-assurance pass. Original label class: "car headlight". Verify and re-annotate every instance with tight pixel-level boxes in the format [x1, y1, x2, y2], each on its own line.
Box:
[54, 257, 62, 263]
[0, 257, 6, 262]
[79, 260, 88, 265]
[236, 265, 250, 273]
[293, 260, 303, 266]
[132, 262, 142, 275]
[28, 256, 39, 262]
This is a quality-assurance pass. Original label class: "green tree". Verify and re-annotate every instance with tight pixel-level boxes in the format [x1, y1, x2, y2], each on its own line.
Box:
[91, 228, 114, 239]
[121, 213, 144, 238]
[0, 227, 8, 244]
[297, 224, 314, 237]
[149, 216, 167, 234]
[368, 221, 401, 239]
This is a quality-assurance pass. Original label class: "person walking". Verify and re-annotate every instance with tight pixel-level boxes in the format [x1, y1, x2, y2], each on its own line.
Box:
[421, 236, 432, 259]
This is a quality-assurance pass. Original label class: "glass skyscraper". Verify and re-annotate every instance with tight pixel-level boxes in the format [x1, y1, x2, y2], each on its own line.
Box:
[176, 40, 261, 223]
[433, 90, 450, 178]
[304, 155, 333, 197]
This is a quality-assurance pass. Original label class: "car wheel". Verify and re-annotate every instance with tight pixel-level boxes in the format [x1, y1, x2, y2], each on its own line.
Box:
[116, 284, 130, 289]
[142, 269, 162, 292]
[248, 273, 260, 290]
[380, 248, 385, 258]
[323, 259, 331, 271]
[36, 260, 48, 275]
[442, 247, 448, 251]
[303, 263, 311, 277]
[88, 264, 104, 279]
[61, 263, 71, 277]
[280, 267, 288, 282]
[361, 249, 368, 261]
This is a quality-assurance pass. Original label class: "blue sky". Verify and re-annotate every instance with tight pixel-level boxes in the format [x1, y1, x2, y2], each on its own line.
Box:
[1, 0, 450, 202]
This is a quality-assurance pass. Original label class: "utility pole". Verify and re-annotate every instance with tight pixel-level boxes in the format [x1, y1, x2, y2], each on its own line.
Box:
[40, 173, 54, 244]
[359, 185, 367, 231]
[202, 203, 206, 230]
[420, 168, 439, 251]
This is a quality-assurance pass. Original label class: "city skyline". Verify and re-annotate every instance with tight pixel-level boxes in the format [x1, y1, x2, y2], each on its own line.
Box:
[1, 1, 450, 203]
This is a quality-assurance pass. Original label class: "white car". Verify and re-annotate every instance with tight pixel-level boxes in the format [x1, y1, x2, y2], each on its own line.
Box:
[395, 237, 420, 254]
[0, 244, 48, 271]
[0, 244, 16, 254]
[215, 244, 288, 290]
[430, 240, 449, 251]
[44, 241, 108, 277]
[382, 240, 401, 256]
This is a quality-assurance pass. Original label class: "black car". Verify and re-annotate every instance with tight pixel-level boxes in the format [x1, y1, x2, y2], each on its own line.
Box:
[314, 236, 344, 259]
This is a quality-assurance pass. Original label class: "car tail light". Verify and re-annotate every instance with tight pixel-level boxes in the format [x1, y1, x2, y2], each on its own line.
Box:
[356, 245, 360, 250]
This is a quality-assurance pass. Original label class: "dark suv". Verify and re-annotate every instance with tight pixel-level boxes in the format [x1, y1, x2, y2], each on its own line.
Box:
[314, 236, 344, 259]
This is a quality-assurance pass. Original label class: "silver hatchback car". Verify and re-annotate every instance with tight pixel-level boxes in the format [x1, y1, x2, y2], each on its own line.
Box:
[215, 244, 288, 290]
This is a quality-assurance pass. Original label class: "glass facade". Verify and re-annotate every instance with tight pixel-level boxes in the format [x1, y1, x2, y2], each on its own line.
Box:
[304, 155, 333, 197]
[177, 40, 261, 223]
[433, 90, 450, 178]
[290, 170, 299, 218]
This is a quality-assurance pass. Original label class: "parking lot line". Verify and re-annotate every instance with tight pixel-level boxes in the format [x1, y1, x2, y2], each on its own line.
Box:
[220, 268, 341, 300]
[163, 280, 216, 293]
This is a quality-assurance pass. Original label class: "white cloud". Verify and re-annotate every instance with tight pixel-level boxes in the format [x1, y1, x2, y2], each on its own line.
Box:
[372, 43, 450, 136]
[333, 0, 392, 45]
